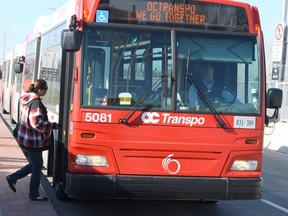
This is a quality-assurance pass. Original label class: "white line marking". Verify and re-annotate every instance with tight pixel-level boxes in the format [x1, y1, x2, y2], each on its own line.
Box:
[261, 199, 288, 214]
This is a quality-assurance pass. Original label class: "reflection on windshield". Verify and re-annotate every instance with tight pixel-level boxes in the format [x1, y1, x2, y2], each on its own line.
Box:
[82, 25, 260, 115]
[82, 26, 172, 109]
[176, 33, 260, 115]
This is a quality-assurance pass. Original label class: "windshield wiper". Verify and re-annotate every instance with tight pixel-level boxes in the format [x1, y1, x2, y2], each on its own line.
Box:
[183, 49, 190, 106]
[119, 46, 169, 124]
[187, 74, 226, 128]
[185, 52, 226, 128]
[119, 73, 166, 124]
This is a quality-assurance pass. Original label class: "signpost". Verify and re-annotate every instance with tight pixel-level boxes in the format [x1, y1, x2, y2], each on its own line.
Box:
[271, 22, 287, 81]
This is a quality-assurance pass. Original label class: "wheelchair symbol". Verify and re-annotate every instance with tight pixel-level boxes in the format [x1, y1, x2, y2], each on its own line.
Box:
[96, 10, 108, 23]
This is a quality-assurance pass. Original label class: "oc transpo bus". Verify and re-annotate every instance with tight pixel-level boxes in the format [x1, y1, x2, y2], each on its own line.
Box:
[1, 43, 25, 123]
[1, 50, 13, 114]
[16, 0, 282, 201]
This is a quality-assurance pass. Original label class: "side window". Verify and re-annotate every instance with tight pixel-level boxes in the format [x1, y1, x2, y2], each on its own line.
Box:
[39, 24, 65, 115]
[83, 46, 110, 106]
[237, 62, 260, 108]
[5, 60, 10, 87]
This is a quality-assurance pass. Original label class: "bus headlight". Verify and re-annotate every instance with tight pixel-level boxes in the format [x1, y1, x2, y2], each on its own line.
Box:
[76, 154, 108, 167]
[231, 160, 258, 171]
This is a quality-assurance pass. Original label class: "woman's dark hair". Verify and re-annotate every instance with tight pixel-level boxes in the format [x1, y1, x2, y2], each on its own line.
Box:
[28, 79, 48, 93]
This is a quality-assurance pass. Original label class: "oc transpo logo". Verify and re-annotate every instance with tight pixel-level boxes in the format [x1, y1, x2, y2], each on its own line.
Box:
[141, 112, 160, 124]
[141, 112, 205, 126]
[162, 154, 181, 174]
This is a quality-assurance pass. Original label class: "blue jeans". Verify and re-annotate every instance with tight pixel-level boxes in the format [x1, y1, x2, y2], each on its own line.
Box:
[9, 148, 43, 199]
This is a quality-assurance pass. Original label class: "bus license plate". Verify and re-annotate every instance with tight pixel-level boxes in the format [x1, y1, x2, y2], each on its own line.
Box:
[234, 116, 256, 129]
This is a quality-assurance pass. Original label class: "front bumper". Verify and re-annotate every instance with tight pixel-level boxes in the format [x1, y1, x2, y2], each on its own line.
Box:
[65, 173, 262, 200]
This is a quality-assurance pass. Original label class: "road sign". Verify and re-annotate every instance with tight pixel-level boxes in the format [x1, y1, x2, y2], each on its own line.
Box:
[272, 23, 286, 62]
[272, 61, 280, 80]
[275, 23, 284, 40]
[271, 23, 287, 81]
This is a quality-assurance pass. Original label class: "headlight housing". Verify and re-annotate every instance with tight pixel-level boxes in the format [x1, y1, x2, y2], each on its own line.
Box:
[231, 160, 258, 171]
[76, 154, 108, 167]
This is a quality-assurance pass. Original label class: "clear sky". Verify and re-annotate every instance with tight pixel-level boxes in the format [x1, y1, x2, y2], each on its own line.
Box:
[0, 0, 67, 63]
[0, 0, 285, 64]
[241, 0, 283, 43]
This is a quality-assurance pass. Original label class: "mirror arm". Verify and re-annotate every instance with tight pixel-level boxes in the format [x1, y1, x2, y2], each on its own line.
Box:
[266, 108, 280, 126]
[69, 15, 78, 30]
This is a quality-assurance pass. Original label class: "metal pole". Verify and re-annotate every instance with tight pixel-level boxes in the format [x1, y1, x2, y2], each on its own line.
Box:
[2, 32, 6, 63]
[280, 0, 288, 83]
[282, 0, 287, 22]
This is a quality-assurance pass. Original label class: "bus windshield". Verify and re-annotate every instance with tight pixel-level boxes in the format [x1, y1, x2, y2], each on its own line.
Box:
[82, 24, 260, 115]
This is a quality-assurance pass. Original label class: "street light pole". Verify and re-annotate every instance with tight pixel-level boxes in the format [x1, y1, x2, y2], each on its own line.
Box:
[2, 32, 6, 64]
[282, 0, 287, 23]
[280, 0, 288, 82]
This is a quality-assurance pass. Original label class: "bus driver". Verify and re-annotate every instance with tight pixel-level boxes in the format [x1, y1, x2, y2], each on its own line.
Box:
[188, 63, 237, 109]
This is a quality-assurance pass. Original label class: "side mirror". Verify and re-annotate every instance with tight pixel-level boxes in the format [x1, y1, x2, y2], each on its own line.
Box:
[266, 88, 283, 125]
[14, 63, 24, 73]
[61, 29, 82, 52]
[266, 88, 282, 109]
[14, 56, 25, 73]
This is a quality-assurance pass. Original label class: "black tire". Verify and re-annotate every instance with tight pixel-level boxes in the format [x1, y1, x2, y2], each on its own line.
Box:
[55, 182, 68, 201]
[10, 115, 16, 124]
[2, 107, 9, 114]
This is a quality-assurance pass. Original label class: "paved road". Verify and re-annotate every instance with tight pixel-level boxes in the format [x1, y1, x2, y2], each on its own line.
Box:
[261, 149, 288, 210]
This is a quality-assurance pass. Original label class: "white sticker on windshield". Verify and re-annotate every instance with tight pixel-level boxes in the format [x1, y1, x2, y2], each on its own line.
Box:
[234, 116, 256, 129]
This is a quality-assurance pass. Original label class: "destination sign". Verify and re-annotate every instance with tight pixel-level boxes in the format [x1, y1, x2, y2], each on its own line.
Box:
[136, 2, 205, 24]
[97, 0, 248, 31]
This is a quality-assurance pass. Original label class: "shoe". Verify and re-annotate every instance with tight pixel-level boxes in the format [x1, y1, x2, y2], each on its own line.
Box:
[6, 176, 16, 193]
[30, 196, 48, 201]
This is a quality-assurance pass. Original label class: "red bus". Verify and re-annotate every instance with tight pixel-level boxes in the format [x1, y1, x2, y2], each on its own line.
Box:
[21, 0, 283, 201]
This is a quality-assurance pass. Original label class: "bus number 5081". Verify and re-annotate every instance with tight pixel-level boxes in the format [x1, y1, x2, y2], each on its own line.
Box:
[85, 113, 112, 123]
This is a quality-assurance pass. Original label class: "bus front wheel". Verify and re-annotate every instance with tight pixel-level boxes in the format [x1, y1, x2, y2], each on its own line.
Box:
[55, 182, 68, 201]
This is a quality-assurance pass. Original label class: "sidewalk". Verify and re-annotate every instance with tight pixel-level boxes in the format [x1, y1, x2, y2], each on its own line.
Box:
[264, 121, 288, 154]
[0, 116, 57, 216]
